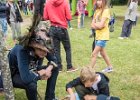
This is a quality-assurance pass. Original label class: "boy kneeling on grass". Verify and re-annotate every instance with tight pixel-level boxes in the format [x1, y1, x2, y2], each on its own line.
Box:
[66, 67, 120, 100]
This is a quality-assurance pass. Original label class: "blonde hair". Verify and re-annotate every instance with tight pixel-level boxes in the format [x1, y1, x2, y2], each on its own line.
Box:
[80, 67, 96, 84]
[96, 0, 108, 17]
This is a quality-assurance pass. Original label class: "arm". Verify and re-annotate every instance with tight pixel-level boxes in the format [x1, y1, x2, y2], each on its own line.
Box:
[43, 3, 49, 20]
[91, 17, 107, 30]
[46, 53, 57, 70]
[67, 88, 76, 100]
[17, 49, 42, 84]
[66, 78, 81, 100]
[77, 1, 80, 14]
[91, 9, 110, 30]
[65, 1, 72, 21]
[43, 53, 58, 78]
[66, 77, 81, 90]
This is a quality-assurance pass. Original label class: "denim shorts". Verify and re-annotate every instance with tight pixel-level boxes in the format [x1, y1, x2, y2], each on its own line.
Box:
[95, 40, 107, 48]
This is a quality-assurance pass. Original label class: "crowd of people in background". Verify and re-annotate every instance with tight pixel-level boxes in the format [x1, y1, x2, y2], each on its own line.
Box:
[0, 0, 139, 100]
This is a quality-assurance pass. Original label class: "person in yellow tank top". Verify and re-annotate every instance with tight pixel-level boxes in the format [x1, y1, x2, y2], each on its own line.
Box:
[90, 0, 113, 73]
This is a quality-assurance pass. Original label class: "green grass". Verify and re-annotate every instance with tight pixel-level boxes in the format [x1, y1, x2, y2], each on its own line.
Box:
[0, 6, 140, 100]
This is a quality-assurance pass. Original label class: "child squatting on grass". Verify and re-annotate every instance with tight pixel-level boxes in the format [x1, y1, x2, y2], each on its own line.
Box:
[66, 67, 120, 100]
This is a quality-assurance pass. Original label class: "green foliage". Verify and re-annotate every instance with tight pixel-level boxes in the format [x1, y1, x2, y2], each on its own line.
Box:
[113, 0, 128, 5]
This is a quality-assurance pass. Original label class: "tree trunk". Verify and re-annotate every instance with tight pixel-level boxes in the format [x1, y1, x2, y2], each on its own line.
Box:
[0, 5, 15, 99]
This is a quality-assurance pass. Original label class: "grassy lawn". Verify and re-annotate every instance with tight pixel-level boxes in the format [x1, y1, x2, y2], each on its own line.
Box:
[0, 6, 140, 100]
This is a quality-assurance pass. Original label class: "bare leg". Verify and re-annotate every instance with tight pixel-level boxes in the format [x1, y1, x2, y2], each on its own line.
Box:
[100, 48, 112, 67]
[90, 46, 102, 68]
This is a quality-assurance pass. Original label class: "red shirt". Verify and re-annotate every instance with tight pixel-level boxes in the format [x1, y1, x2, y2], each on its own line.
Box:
[43, 0, 72, 29]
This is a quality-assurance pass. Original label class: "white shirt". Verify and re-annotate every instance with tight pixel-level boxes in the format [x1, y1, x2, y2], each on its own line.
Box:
[92, 74, 101, 93]
[125, 2, 138, 21]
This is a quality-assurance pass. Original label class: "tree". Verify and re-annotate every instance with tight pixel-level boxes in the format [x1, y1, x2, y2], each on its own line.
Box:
[0, 0, 15, 99]
[113, 0, 128, 5]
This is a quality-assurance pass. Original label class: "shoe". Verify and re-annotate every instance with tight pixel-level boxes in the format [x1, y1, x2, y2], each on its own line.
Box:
[102, 67, 113, 73]
[118, 37, 124, 39]
[124, 37, 129, 39]
[67, 67, 78, 72]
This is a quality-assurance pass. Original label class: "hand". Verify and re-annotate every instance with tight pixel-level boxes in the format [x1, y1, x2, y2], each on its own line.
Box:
[41, 75, 49, 80]
[38, 69, 47, 76]
[70, 94, 76, 100]
[45, 66, 52, 78]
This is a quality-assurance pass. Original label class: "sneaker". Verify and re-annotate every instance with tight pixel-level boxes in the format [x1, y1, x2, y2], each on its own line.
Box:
[67, 67, 78, 72]
[118, 37, 124, 39]
[124, 37, 129, 39]
[102, 67, 113, 73]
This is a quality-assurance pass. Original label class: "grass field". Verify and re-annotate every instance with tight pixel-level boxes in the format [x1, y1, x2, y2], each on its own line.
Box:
[0, 6, 140, 100]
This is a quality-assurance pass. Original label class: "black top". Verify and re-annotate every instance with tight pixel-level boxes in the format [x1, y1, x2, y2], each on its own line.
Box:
[66, 72, 110, 96]
[0, 2, 9, 18]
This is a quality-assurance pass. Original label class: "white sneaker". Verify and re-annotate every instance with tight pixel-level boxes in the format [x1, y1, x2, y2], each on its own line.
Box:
[102, 67, 113, 73]
[118, 37, 124, 39]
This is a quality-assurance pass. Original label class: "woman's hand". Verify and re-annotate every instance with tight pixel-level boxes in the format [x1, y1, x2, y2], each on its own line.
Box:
[45, 64, 53, 78]
[38, 69, 47, 76]
[45, 67, 52, 78]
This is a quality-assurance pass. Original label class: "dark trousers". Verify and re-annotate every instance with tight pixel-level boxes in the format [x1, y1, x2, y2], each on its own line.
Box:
[12, 67, 59, 100]
[12, 74, 37, 100]
[45, 67, 59, 100]
[91, 29, 96, 52]
[49, 26, 72, 69]
[120, 20, 133, 37]
[75, 85, 97, 100]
